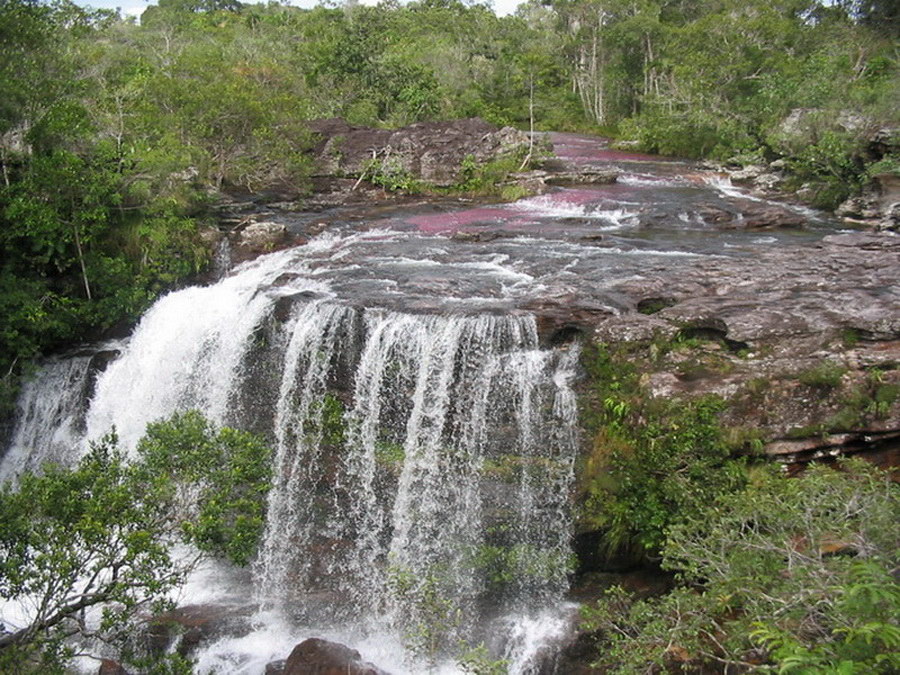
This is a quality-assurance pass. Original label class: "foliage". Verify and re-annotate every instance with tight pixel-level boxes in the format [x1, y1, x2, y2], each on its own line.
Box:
[388, 561, 514, 672]
[452, 148, 536, 196]
[458, 642, 508, 675]
[867, 153, 900, 177]
[361, 156, 421, 193]
[136, 410, 273, 566]
[0, 411, 272, 670]
[469, 543, 576, 591]
[387, 562, 462, 663]
[583, 460, 899, 673]
[797, 359, 848, 389]
[579, 343, 748, 556]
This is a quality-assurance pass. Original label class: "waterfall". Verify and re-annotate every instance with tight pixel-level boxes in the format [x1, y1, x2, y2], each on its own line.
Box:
[1, 241, 581, 673]
[0, 354, 96, 482]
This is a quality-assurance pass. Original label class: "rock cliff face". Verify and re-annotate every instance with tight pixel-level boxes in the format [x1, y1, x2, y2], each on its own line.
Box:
[566, 231, 900, 473]
[837, 172, 900, 232]
[307, 117, 530, 187]
[715, 109, 899, 230]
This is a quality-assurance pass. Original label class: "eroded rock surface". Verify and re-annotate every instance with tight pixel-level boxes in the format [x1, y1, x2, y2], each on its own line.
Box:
[569, 232, 900, 468]
[308, 117, 529, 187]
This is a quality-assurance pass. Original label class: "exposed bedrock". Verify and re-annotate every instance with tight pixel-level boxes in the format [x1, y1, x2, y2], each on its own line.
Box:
[307, 117, 530, 187]
[560, 231, 900, 470]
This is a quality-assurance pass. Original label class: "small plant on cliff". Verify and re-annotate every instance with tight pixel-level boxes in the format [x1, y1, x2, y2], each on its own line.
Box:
[583, 460, 900, 673]
[387, 562, 462, 665]
[0, 411, 272, 672]
[361, 156, 420, 193]
[452, 149, 533, 197]
[797, 359, 848, 390]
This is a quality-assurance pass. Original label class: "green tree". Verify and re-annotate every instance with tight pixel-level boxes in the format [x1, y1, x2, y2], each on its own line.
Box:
[0, 411, 272, 671]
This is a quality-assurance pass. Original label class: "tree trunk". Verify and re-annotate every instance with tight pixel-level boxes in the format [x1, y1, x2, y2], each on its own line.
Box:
[72, 224, 92, 301]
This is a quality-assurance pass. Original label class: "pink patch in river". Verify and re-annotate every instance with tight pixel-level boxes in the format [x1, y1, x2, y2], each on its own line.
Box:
[407, 207, 508, 233]
[550, 132, 672, 164]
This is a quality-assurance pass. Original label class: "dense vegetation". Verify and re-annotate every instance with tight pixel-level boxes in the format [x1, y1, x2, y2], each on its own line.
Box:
[578, 341, 900, 673]
[0, 411, 272, 672]
[0, 0, 896, 407]
[583, 460, 899, 673]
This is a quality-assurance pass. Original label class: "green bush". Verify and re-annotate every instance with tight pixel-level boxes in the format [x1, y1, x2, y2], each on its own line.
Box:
[579, 344, 748, 556]
[582, 460, 900, 673]
[797, 360, 848, 389]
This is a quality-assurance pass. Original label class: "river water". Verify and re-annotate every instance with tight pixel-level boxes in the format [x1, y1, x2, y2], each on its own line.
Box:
[0, 133, 840, 673]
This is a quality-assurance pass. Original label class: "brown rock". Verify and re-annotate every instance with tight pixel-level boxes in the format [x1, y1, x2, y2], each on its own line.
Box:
[282, 638, 389, 675]
[307, 118, 529, 187]
[236, 221, 288, 252]
[148, 603, 251, 656]
[740, 204, 806, 229]
[98, 660, 129, 675]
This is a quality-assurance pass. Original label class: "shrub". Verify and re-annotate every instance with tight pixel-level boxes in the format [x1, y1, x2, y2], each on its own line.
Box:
[583, 460, 900, 673]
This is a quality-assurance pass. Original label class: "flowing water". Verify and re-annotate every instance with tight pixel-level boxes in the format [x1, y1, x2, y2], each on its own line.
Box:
[0, 133, 840, 673]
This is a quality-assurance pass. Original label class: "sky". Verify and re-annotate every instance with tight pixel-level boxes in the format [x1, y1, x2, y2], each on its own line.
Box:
[80, 0, 526, 20]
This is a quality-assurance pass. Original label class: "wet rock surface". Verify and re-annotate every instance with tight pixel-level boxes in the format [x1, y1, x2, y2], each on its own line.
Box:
[581, 231, 900, 465]
[277, 638, 390, 675]
[148, 603, 252, 656]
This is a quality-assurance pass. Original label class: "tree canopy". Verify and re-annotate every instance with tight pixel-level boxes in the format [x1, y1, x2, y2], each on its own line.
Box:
[583, 460, 900, 673]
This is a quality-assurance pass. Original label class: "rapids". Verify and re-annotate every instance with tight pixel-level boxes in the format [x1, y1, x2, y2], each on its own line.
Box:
[0, 133, 842, 673]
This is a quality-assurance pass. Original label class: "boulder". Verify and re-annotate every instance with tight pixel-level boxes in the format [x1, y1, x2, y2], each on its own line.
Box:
[739, 204, 807, 229]
[235, 221, 288, 253]
[876, 202, 899, 232]
[543, 169, 618, 186]
[728, 164, 766, 183]
[98, 660, 130, 675]
[837, 172, 900, 228]
[281, 638, 389, 675]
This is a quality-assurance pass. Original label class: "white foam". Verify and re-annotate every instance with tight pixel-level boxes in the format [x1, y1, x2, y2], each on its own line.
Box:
[620, 173, 682, 188]
[511, 195, 639, 228]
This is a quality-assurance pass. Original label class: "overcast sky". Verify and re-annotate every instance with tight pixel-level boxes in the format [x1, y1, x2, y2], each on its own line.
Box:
[80, 0, 525, 20]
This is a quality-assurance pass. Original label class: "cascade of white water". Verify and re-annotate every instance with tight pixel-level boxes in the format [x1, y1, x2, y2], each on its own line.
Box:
[0, 355, 96, 481]
[85, 249, 325, 451]
[1, 238, 583, 673]
[254, 300, 359, 606]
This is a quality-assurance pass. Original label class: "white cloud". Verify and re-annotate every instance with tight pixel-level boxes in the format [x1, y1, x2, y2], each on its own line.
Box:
[492, 0, 523, 17]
